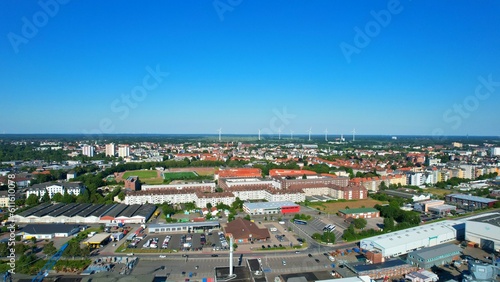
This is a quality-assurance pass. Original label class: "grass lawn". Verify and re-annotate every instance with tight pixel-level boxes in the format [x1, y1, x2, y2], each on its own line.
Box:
[122, 170, 158, 179]
[425, 188, 453, 197]
[308, 198, 388, 214]
[163, 172, 197, 180]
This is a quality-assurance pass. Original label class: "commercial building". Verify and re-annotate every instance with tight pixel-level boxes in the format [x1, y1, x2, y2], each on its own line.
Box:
[243, 201, 300, 215]
[465, 212, 500, 252]
[338, 207, 380, 219]
[11, 203, 156, 224]
[405, 269, 439, 282]
[83, 233, 112, 248]
[427, 204, 456, 216]
[269, 169, 317, 178]
[224, 218, 270, 243]
[353, 259, 416, 280]
[360, 221, 462, 258]
[20, 223, 80, 240]
[407, 243, 461, 269]
[445, 194, 499, 209]
[148, 221, 221, 233]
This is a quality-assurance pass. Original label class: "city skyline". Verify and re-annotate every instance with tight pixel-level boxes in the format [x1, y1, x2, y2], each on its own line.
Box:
[1, 1, 500, 136]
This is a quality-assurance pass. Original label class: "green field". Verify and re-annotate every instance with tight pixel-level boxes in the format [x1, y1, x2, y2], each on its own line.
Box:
[163, 171, 198, 181]
[122, 170, 158, 179]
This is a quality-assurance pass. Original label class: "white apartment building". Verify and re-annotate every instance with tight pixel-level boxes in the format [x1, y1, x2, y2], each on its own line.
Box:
[26, 183, 85, 199]
[118, 146, 130, 157]
[82, 145, 94, 157]
[105, 143, 115, 157]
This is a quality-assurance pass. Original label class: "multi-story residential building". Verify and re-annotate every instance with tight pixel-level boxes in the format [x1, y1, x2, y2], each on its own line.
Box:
[105, 143, 115, 157]
[118, 145, 130, 157]
[26, 182, 85, 199]
[460, 165, 476, 179]
[490, 147, 500, 157]
[82, 145, 94, 157]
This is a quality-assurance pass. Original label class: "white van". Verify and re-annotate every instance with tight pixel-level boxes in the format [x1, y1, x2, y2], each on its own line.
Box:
[278, 221, 285, 225]
[269, 227, 278, 232]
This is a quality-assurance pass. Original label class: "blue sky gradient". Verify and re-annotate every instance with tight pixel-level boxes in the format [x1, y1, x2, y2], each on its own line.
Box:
[1, 0, 500, 136]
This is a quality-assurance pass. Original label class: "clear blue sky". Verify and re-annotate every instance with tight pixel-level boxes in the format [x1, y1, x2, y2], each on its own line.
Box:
[1, 0, 500, 136]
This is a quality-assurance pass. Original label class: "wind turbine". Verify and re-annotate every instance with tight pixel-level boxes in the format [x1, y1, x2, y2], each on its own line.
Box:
[218, 128, 222, 142]
[324, 129, 328, 142]
[278, 128, 282, 140]
[258, 129, 261, 141]
[308, 128, 312, 141]
[352, 128, 356, 142]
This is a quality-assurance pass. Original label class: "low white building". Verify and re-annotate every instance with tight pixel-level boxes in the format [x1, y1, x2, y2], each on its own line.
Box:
[465, 213, 500, 252]
[360, 221, 461, 258]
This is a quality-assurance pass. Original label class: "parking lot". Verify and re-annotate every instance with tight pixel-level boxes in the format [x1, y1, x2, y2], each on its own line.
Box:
[126, 230, 229, 253]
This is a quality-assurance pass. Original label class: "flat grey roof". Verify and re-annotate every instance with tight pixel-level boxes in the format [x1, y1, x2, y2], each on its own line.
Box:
[244, 201, 298, 209]
[446, 194, 498, 204]
[149, 222, 220, 229]
[78, 204, 105, 217]
[469, 213, 500, 228]
[22, 223, 80, 235]
[409, 243, 461, 260]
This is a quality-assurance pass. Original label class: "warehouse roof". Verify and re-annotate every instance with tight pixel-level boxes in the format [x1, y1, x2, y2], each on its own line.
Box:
[22, 224, 80, 235]
[338, 207, 379, 214]
[468, 213, 500, 228]
[117, 204, 141, 218]
[446, 194, 498, 204]
[360, 221, 459, 250]
[32, 203, 64, 217]
[408, 243, 461, 260]
[103, 204, 128, 217]
[65, 203, 93, 217]
[243, 201, 298, 210]
[17, 203, 52, 217]
[48, 203, 80, 216]
[132, 204, 156, 218]
[90, 204, 115, 217]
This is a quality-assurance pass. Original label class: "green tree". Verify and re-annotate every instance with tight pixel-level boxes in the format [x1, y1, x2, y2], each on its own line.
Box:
[117, 191, 125, 201]
[206, 202, 213, 209]
[185, 202, 196, 211]
[52, 192, 63, 202]
[43, 241, 57, 256]
[383, 217, 395, 231]
[353, 218, 367, 229]
[41, 190, 50, 203]
[244, 215, 251, 221]
[26, 194, 39, 206]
